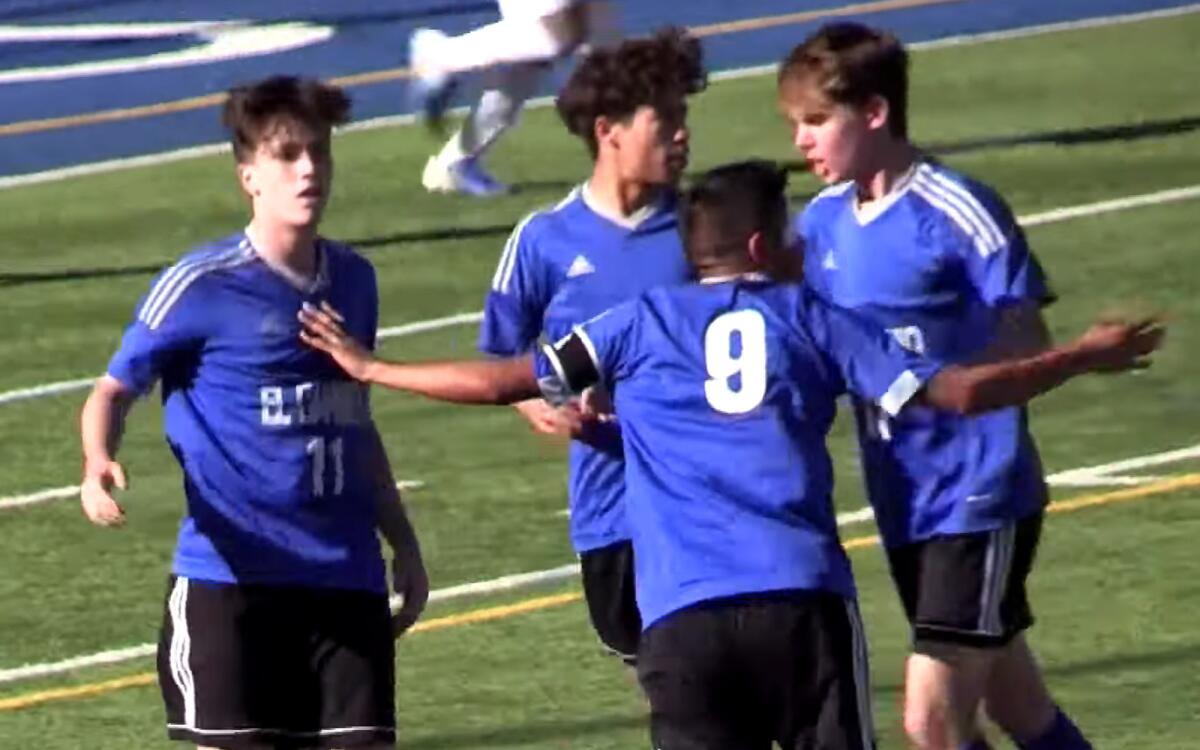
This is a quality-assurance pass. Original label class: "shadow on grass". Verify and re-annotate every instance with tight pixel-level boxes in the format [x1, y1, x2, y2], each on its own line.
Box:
[407, 712, 645, 750]
[874, 640, 1200, 697]
[405, 642, 1199, 748]
[4, 115, 1197, 287]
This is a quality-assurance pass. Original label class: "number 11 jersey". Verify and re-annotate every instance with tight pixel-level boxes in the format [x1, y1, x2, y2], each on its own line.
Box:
[106, 233, 386, 593]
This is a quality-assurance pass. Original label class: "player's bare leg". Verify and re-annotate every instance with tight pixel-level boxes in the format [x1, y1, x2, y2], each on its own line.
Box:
[409, 1, 595, 126]
[980, 635, 1055, 740]
[982, 634, 1093, 749]
[904, 645, 993, 750]
[414, 1, 618, 195]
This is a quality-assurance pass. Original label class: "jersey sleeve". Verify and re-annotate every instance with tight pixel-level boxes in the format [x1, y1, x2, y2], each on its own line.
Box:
[955, 185, 1055, 308]
[802, 293, 942, 417]
[796, 205, 830, 298]
[478, 214, 551, 356]
[106, 268, 205, 395]
[534, 301, 638, 404]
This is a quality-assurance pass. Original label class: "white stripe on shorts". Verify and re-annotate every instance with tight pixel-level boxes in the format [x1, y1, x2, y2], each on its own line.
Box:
[844, 598, 876, 750]
[167, 576, 197, 728]
[978, 524, 1017, 636]
[165, 723, 395, 737]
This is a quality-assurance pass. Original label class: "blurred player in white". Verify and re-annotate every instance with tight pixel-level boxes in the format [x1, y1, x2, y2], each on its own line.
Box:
[410, 0, 618, 196]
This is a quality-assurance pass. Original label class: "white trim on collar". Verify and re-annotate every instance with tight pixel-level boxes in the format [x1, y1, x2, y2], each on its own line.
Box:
[853, 160, 920, 226]
[243, 226, 327, 293]
[699, 272, 769, 285]
[581, 181, 663, 230]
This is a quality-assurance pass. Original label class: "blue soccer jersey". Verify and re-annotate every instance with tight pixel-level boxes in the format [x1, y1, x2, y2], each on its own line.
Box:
[107, 232, 387, 592]
[479, 184, 691, 553]
[800, 159, 1054, 547]
[536, 278, 940, 629]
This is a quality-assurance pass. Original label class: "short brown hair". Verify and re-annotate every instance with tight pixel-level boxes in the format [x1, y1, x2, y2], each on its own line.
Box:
[222, 76, 351, 162]
[556, 27, 707, 156]
[777, 22, 908, 138]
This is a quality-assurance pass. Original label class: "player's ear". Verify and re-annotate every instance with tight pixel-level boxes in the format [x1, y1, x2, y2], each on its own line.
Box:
[863, 94, 890, 133]
[237, 161, 258, 198]
[747, 230, 768, 267]
[594, 115, 617, 152]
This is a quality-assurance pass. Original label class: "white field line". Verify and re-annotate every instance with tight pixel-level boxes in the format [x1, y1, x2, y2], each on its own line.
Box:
[1020, 185, 1200, 227]
[1046, 443, 1200, 487]
[0, 480, 425, 513]
[0, 499, 882, 684]
[2, 3, 1198, 191]
[0, 485, 78, 510]
[377, 311, 482, 339]
[710, 3, 1200, 83]
[5, 440, 1200, 684]
[4, 180, 1198, 413]
[0, 377, 97, 406]
[1, 181, 1196, 510]
[0, 311, 484, 408]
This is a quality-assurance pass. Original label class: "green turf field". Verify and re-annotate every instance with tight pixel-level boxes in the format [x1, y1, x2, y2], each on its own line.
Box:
[1, 11, 1198, 749]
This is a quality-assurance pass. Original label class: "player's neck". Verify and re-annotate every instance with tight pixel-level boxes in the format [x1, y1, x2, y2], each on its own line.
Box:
[586, 165, 663, 222]
[695, 260, 761, 283]
[855, 141, 920, 203]
[246, 219, 319, 279]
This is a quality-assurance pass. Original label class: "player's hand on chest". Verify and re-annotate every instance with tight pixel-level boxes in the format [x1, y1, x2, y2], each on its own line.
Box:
[210, 278, 370, 381]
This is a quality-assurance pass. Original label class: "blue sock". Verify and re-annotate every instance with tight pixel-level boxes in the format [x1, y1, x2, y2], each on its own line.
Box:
[960, 740, 992, 750]
[1019, 707, 1092, 750]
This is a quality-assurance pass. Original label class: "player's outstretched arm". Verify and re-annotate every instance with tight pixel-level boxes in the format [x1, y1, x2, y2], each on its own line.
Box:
[79, 375, 136, 527]
[922, 317, 1165, 415]
[298, 302, 539, 404]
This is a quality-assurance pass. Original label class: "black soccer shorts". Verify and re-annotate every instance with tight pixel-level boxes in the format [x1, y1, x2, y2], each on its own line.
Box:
[157, 576, 395, 749]
[637, 590, 876, 750]
[886, 512, 1044, 653]
[580, 539, 642, 664]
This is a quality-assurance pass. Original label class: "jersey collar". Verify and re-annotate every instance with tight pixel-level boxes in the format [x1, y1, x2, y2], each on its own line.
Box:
[699, 271, 770, 285]
[243, 228, 329, 294]
[852, 159, 920, 226]
[580, 181, 673, 231]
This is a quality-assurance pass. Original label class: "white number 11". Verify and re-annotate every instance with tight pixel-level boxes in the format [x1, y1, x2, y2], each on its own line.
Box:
[306, 436, 345, 497]
[704, 310, 767, 414]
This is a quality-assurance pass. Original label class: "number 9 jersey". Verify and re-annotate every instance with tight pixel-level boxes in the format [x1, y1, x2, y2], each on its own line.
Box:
[536, 277, 942, 629]
[106, 233, 387, 593]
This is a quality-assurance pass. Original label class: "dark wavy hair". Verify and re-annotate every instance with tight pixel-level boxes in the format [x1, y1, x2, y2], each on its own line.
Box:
[222, 76, 351, 162]
[556, 27, 707, 156]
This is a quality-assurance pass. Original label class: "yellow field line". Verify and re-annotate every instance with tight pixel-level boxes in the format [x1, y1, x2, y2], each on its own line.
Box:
[408, 591, 582, 634]
[0, 592, 586, 713]
[688, 0, 958, 37]
[0, 0, 957, 139]
[1, 471, 1195, 713]
[1048, 472, 1200, 513]
[0, 673, 158, 711]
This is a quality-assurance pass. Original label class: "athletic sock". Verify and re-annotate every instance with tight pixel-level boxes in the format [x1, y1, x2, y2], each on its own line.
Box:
[1018, 707, 1092, 750]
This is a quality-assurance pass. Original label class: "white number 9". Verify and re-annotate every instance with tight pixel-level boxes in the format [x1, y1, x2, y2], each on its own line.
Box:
[704, 310, 767, 414]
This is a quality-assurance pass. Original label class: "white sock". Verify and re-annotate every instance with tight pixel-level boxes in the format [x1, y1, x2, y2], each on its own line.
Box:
[435, 63, 543, 164]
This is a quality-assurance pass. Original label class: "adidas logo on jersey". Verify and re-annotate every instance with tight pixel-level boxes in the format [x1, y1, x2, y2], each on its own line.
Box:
[566, 254, 595, 278]
[821, 250, 838, 270]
